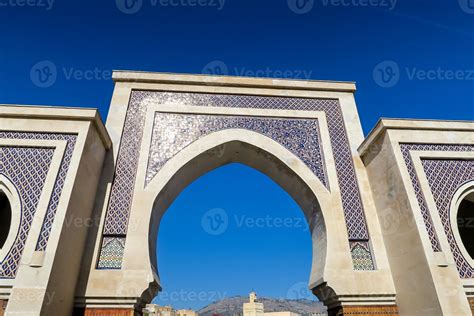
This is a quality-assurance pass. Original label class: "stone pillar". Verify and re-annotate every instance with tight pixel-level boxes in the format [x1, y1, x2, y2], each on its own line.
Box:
[328, 305, 398, 316]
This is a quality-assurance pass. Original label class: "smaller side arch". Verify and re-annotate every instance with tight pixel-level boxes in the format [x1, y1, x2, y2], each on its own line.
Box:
[0, 174, 22, 262]
[450, 181, 474, 267]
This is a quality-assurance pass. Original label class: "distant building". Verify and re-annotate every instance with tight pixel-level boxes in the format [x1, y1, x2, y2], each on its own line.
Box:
[242, 293, 327, 316]
[243, 292, 265, 316]
[143, 304, 179, 316]
[177, 309, 199, 316]
[264, 313, 300, 316]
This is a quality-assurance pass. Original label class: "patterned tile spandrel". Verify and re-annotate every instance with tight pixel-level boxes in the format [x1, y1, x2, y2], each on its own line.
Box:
[103, 91, 369, 240]
[422, 158, 474, 278]
[400, 143, 474, 278]
[146, 113, 328, 187]
[99, 91, 373, 270]
[0, 146, 53, 278]
[0, 132, 77, 278]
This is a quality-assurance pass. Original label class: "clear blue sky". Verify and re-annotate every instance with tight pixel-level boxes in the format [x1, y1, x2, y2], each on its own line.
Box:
[155, 163, 313, 309]
[1, 0, 473, 310]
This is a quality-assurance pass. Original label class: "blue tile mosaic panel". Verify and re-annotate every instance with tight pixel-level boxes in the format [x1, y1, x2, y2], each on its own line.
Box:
[400, 143, 474, 278]
[350, 241, 375, 270]
[0, 132, 77, 278]
[97, 236, 126, 269]
[145, 113, 328, 187]
[99, 91, 373, 270]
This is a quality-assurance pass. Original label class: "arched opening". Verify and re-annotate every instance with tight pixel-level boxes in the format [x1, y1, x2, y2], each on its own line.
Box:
[143, 132, 333, 312]
[0, 190, 12, 249]
[152, 163, 323, 312]
[457, 191, 474, 259]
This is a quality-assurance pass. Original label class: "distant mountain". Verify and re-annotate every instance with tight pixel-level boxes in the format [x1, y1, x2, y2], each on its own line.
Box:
[198, 296, 327, 316]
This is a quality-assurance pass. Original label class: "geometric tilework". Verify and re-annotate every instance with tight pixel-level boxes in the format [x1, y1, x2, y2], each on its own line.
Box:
[0, 146, 53, 278]
[400, 144, 473, 253]
[146, 113, 328, 187]
[400, 143, 474, 278]
[350, 241, 376, 270]
[99, 91, 373, 269]
[421, 158, 474, 278]
[97, 237, 125, 269]
[35, 134, 77, 251]
[0, 132, 76, 278]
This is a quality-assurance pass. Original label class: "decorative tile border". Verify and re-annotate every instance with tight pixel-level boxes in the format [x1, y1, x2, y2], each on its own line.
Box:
[421, 159, 474, 278]
[35, 134, 77, 251]
[99, 91, 373, 269]
[350, 241, 375, 271]
[0, 132, 76, 278]
[97, 237, 125, 270]
[0, 146, 53, 278]
[146, 113, 328, 187]
[400, 143, 474, 278]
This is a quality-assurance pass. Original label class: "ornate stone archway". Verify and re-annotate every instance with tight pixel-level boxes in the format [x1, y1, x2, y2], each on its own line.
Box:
[1, 72, 473, 315]
[76, 73, 397, 315]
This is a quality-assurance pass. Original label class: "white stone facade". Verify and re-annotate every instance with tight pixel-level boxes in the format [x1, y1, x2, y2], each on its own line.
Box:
[0, 72, 470, 316]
